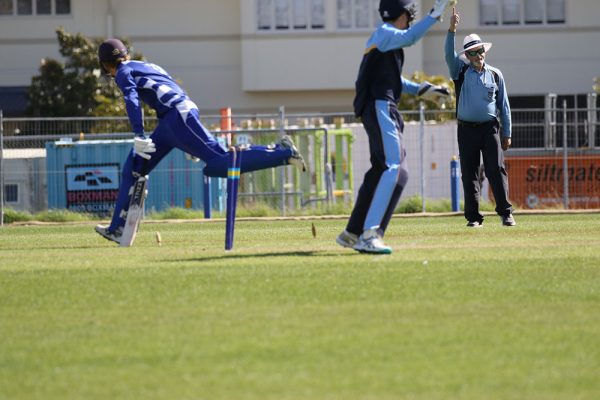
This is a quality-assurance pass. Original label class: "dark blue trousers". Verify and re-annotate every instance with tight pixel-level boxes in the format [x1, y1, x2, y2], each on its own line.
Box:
[108, 105, 292, 232]
[457, 119, 513, 223]
[346, 100, 408, 237]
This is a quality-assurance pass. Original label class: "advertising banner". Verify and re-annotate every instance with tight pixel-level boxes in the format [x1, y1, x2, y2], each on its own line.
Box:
[65, 163, 120, 214]
[505, 155, 600, 209]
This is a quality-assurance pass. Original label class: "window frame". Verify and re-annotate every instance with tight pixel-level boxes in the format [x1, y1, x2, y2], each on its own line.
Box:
[0, 0, 71, 16]
[479, 0, 565, 27]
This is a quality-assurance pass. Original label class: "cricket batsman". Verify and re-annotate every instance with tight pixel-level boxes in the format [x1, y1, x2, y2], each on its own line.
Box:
[95, 38, 306, 244]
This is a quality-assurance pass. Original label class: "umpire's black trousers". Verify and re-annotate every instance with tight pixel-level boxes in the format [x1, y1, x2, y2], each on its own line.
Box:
[457, 119, 513, 223]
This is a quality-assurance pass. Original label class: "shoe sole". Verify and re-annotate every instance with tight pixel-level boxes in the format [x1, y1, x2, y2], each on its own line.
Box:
[95, 227, 121, 244]
[355, 249, 392, 255]
[353, 246, 392, 254]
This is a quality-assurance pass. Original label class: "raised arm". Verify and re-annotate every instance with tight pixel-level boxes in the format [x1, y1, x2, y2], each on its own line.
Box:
[375, 15, 438, 52]
[445, 7, 463, 79]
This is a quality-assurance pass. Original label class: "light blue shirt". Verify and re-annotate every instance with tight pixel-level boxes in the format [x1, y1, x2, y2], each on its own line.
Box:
[445, 31, 512, 137]
[366, 16, 437, 52]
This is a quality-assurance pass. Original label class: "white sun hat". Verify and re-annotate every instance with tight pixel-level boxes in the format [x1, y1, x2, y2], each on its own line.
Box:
[459, 33, 492, 54]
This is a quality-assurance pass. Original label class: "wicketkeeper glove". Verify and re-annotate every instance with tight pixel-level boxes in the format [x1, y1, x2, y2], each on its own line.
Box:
[429, 0, 456, 20]
[418, 82, 450, 100]
[133, 136, 156, 160]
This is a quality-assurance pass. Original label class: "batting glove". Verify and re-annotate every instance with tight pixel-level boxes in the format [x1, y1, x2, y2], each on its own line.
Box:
[429, 0, 456, 20]
[185, 153, 201, 163]
[133, 136, 156, 160]
[418, 82, 450, 100]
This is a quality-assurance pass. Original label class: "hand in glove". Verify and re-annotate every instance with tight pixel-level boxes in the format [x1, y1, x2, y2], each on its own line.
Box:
[185, 153, 201, 163]
[418, 82, 450, 100]
[133, 136, 156, 160]
[430, 0, 456, 20]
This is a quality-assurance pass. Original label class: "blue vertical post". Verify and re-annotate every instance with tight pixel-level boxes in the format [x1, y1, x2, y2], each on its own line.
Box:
[451, 156, 461, 212]
[225, 147, 241, 251]
[203, 175, 212, 219]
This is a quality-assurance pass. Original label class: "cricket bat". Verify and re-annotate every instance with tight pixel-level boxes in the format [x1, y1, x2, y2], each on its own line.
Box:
[120, 176, 148, 247]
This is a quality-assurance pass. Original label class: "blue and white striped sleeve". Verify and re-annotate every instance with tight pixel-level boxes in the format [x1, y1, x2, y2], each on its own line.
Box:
[115, 68, 145, 137]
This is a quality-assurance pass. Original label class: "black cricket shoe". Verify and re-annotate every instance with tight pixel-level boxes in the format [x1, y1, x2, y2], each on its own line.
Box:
[501, 214, 516, 226]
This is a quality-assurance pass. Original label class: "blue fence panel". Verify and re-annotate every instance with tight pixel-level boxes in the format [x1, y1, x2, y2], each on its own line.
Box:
[46, 139, 221, 215]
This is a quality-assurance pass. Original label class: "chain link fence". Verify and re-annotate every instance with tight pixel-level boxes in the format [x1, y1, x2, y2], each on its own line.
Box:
[1, 101, 600, 224]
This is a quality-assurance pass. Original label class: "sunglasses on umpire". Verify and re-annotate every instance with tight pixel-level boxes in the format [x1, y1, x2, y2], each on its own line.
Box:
[466, 48, 485, 57]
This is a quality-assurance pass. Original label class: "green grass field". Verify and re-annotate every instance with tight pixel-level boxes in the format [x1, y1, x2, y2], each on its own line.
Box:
[1, 213, 599, 399]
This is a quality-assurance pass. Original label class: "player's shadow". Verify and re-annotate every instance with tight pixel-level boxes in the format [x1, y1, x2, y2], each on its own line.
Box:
[168, 250, 340, 263]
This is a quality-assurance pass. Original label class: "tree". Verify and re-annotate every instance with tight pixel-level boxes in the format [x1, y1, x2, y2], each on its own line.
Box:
[398, 71, 456, 122]
[27, 27, 147, 119]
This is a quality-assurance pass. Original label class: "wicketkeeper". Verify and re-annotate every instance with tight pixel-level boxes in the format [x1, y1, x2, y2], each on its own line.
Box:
[95, 39, 306, 244]
[336, 0, 453, 254]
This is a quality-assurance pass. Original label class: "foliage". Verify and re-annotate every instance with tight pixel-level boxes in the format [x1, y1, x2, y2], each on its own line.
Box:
[2, 208, 101, 223]
[399, 71, 456, 122]
[594, 77, 600, 94]
[26, 27, 152, 121]
[2, 208, 33, 223]
[33, 209, 97, 222]
[2, 196, 496, 225]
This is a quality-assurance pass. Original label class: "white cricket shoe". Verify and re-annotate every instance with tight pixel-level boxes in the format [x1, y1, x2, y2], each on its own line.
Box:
[353, 229, 392, 254]
[336, 230, 358, 248]
[95, 224, 122, 244]
[280, 135, 307, 172]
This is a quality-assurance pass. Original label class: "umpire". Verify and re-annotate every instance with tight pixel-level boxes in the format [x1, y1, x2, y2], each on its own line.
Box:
[445, 7, 515, 227]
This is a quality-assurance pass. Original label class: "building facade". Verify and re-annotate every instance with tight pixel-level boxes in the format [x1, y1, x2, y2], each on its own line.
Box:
[0, 0, 598, 115]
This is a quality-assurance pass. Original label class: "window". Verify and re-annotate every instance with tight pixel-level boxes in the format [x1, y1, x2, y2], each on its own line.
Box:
[4, 184, 18, 203]
[0, 0, 12, 15]
[337, 0, 381, 30]
[55, 0, 69, 14]
[37, 0, 51, 14]
[480, 0, 498, 25]
[524, 0, 544, 24]
[546, 0, 565, 23]
[479, 0, 565, 26]
[0, 0, 70, 15]
[501, 0, 520, 25]
[257, 0, 325, 31]
[17, 0, 32, 15]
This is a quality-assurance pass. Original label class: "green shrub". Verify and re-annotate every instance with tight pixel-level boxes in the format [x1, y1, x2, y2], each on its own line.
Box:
[3, 208, 33, 223]
[34, 209, 95, 222]
[147, 207, 205, 220]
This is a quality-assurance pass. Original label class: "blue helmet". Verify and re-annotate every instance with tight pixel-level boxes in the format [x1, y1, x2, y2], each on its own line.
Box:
[379, 0, 416, 21]
[98, 38, 128, 62]
[98, 38, 128, 74]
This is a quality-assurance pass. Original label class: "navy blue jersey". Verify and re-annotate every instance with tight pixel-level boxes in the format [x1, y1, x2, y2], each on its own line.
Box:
[353, 15, 437, 116]
[114, 60, 190, 136]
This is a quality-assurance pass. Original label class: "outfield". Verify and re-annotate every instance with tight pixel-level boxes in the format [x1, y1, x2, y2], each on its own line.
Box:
[1, 213, 599, 399]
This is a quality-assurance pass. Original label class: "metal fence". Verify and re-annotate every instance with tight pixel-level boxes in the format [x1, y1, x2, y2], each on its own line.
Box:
[1, 102, 600, 224]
